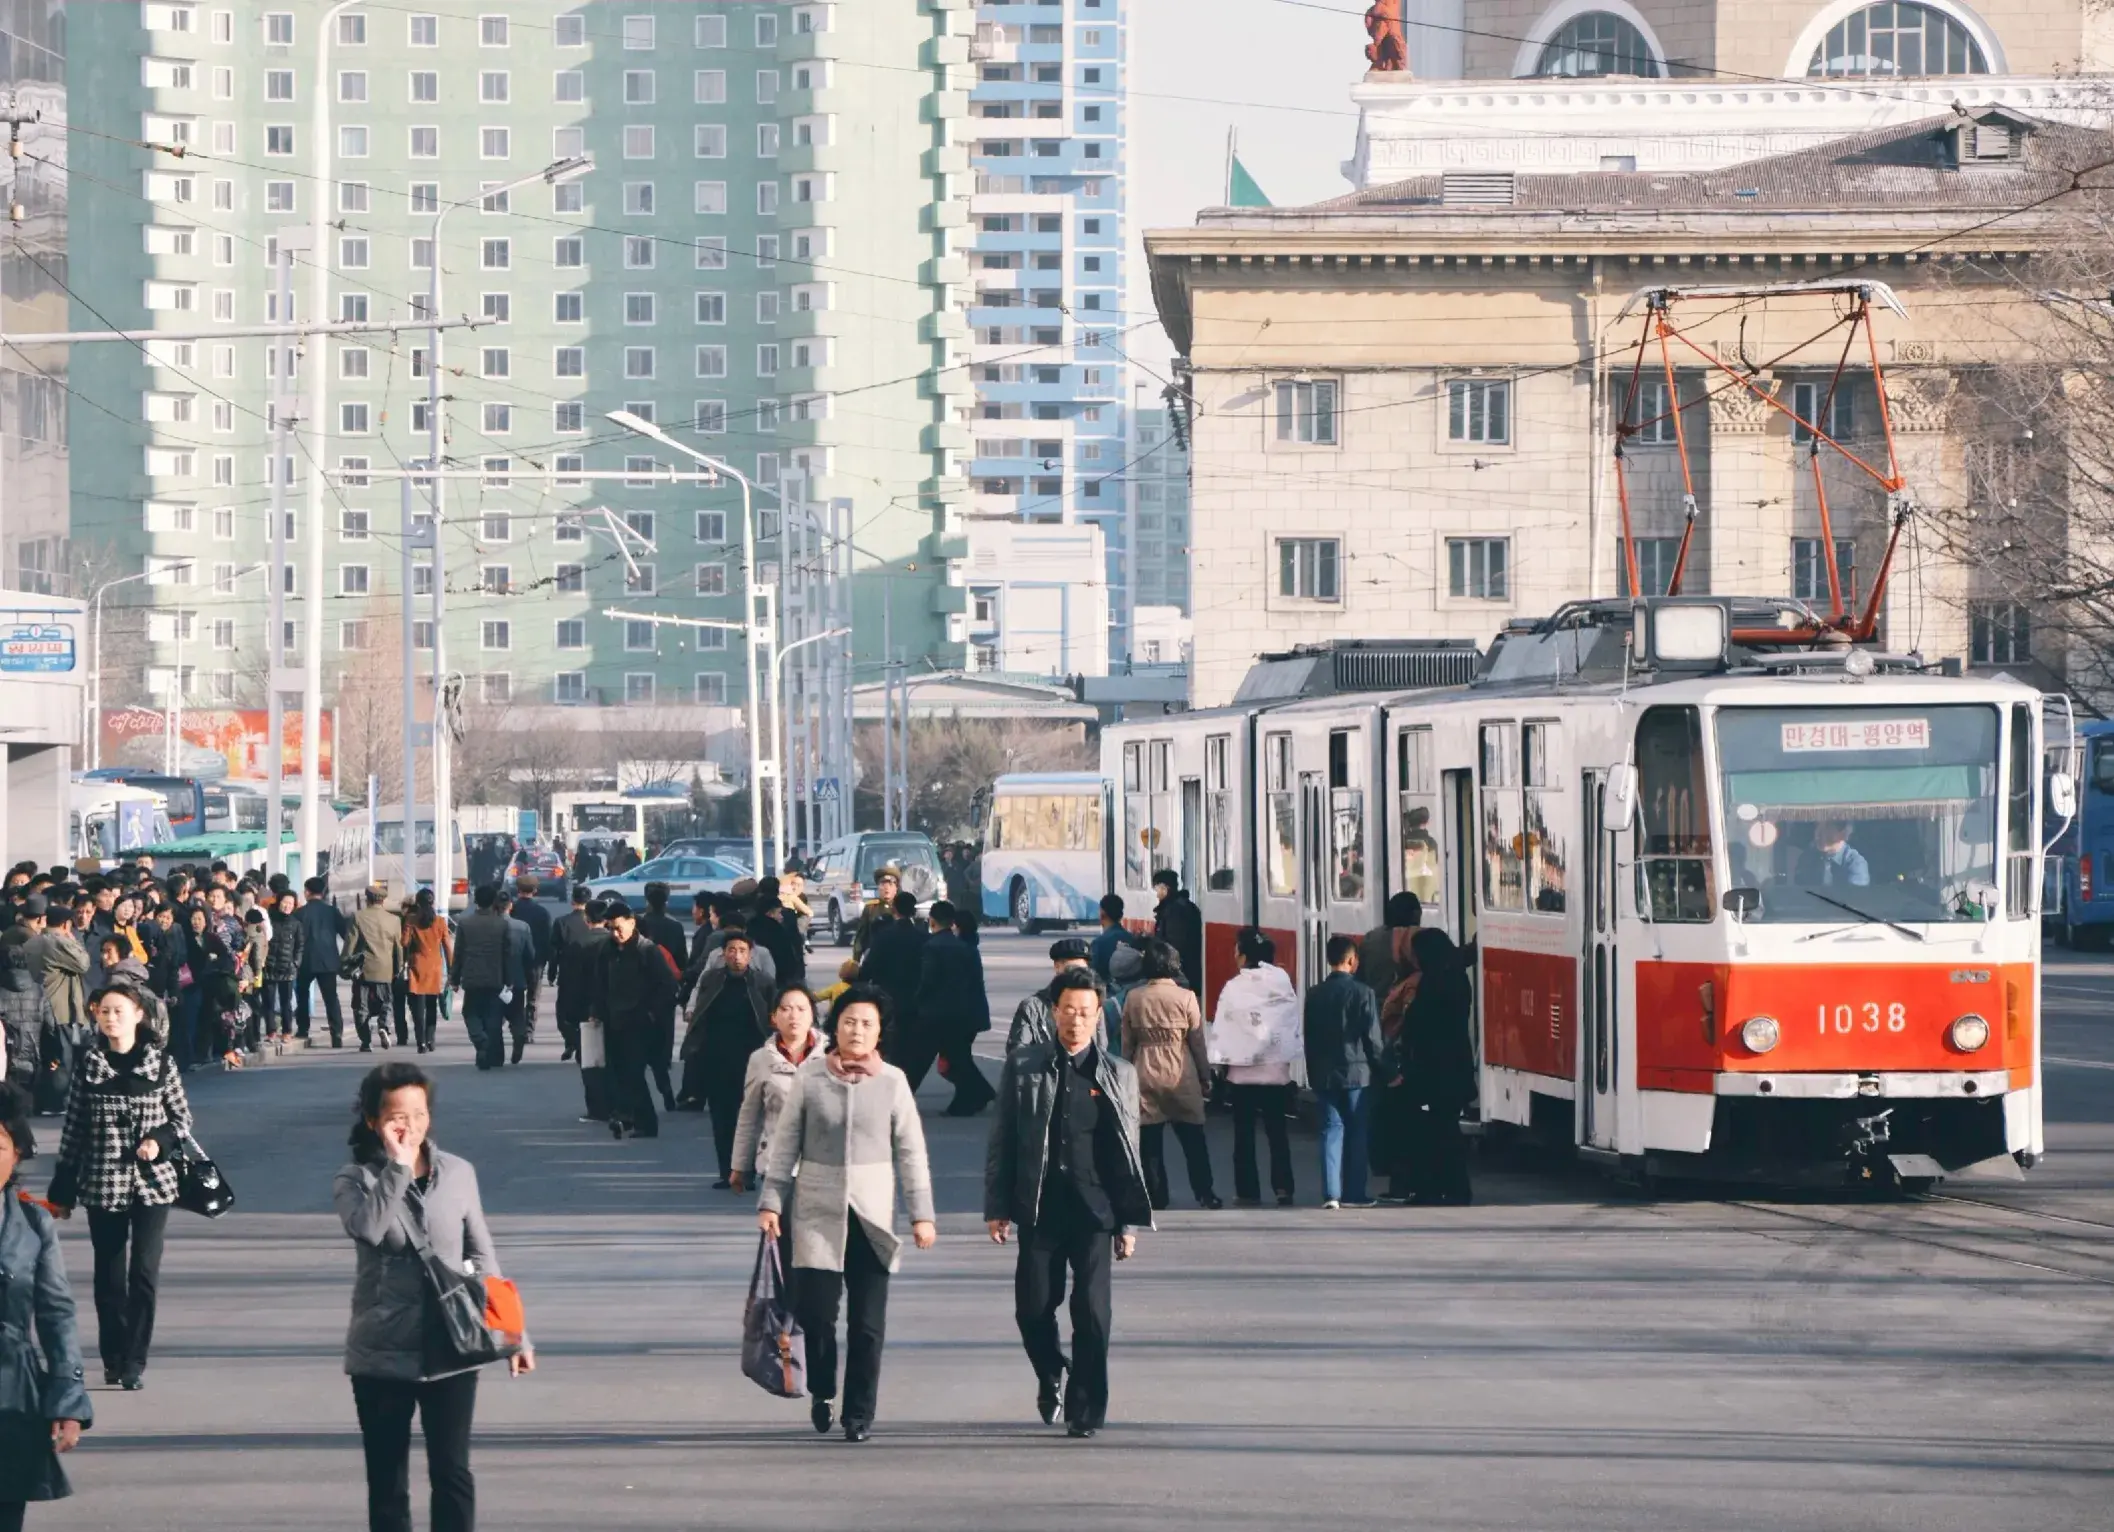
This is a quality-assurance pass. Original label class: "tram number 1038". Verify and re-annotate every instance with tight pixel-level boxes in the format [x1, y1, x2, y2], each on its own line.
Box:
[1819, 1003, 1908, 1034]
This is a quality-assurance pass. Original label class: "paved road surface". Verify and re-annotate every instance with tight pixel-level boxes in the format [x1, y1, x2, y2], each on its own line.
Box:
[30, 933, 2114, 1530]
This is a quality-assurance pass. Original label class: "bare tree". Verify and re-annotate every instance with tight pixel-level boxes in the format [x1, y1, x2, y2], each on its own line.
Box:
[853, 717, 1094, 839]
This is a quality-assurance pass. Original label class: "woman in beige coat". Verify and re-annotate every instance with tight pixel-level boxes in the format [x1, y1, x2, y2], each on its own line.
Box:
[1120, 941, 1221, 1210]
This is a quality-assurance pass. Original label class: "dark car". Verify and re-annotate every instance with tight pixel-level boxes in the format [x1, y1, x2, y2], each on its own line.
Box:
[509, 844, 567, 887]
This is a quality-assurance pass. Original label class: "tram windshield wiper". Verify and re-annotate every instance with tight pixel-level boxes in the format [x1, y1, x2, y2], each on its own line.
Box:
[1798, 890, 1924, 942]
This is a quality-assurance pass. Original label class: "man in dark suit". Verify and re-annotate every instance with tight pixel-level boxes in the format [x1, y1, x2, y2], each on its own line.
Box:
[857, 889, 925, 1045]
[1150, 870, 1205, 995]
[635, 882, 689, 1112]
[511, 874, 555, 1043]
[910, 901, 996, 1116]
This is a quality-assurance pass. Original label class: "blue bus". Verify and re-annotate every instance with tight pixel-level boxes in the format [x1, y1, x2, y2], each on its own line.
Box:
[972, 772, 1107, 934]
[81, 770, 208, 839]
[2049, 718, 2114, 947]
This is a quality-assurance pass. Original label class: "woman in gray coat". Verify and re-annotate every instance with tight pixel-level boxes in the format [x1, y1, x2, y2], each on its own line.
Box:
[335, 1063, 532, 1532]
[758, 984, 934, 1443]
[0, 1082, 89, 1530]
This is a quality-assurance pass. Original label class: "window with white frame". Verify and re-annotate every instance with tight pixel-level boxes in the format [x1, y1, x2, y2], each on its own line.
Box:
[625, 237, 655, 269]
[555, 69, 584, 103]
[695, 673, 729, 704]
[479, 14, 508, 46]
[625, 621, 655, 652]
[555, 346, 584, 378]
[695, 124, 728, 158]
[1274, 378, 1338, 445]
[1447, 378, 1511, 444]
[265, 125, 294, 155]
[625, 347, 656, 380]
[624, 182, 655, 216]
[1791, 379, 1855, 443]
[481, 238, 510, 270]
[624, 69, 654, 104]
[695, 562, 728, 594]
[625, 292, 656, 325]
[340, 509, 370, 542]
[480, 70, 508, 103]
[482, 402, 511, 433]
[554, 237, 584, 268]
[410, 126, 438, 157]
[1276, 536, 1341, 601]
[1616, 536, 1682, 597]
[409, 13, 437, 46]
[695, 181, 728, 215]
[696, 345, 728, 378]
[624, 125, 654, 159]
[555, 291, 583, 323]
[481, 621, 511, 651]
[1628, 378, 1679, 445]
[698, 14, 727, 47]
[338, 70, 366, 102]
[265, 12, 293, 44]
[554, 14, 585, 48]
[481, 126, 509, 159]
[1970, 601, 2030, 664]
[340, 347, 369, 379]
[694, 401, 727, 434]
[625, 674, 656, 706]
[340, 402, 370, 434]
[410, 70, 437, 103]
[340, 564, 370, 596]
[697, 511, 726, 543]
[1790, 536, 1858, 604]
[1447, 536, 1509, 599]
[696, 237, 728, 270]
[696, 70, 727, 103]
[554, 402, 584, 433]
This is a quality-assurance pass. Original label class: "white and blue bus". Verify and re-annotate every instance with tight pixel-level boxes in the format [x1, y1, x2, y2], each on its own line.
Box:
[973, 772, 1107, 933]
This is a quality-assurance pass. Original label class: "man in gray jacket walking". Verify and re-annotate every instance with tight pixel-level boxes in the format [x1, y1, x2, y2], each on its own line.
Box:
[450, 886, 513, 1070]
[986, 969, 1151, 1439]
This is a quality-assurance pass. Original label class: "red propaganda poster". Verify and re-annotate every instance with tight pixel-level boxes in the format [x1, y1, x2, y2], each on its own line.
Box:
[99, 708, 337, 784]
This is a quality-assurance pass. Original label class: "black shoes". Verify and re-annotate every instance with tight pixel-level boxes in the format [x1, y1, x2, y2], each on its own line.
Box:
[102, 1368, 118, 1386]
[1037, 1366, 1065, 1425]
[1276, 1192, 1295, 1207]
[811, 1398, 834, 1434]
[120, 1374, 143, 1392]
[1066, 1421, 1097, 1439]
[843, 1422, 871, 1444]
[608, 1120, 628, 1141]
[711, 1177, 732, 1190]
[1198, 1194, 1225, 1210]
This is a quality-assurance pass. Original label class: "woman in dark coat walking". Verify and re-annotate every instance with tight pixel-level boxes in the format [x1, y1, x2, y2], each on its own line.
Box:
[263, 889, 306, 1050]
[336, 1062, 532, 1532]
[1393, 928, 1475, 1206]
[179, 908, 239, 1070]
[45, 983, 192, 1390]
[0, 1081, 91, 1529]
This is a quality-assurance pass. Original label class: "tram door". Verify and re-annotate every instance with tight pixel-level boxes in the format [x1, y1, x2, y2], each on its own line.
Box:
[1179, 777, 1203, 899]
[1298, 772, 1329, 987]
[1443, 769, 1480, 1073]
[1580, 771, 1619, 1149]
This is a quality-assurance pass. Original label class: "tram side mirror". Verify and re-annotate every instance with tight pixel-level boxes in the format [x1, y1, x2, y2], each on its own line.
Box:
[2050, 772, 2077, 822]
[1723, 887, 1761, 923]
[1606, 763, 1638, 828]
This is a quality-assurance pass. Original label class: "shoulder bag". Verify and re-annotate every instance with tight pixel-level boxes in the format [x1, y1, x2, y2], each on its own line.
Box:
[398, 1193, 526, 1368]
[173, 1129, 235, 1218]
[741, 1231, 806, 1399]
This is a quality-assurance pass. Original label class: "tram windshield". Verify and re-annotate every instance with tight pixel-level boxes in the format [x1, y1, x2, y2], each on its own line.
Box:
[1713, 704, 1999, 924]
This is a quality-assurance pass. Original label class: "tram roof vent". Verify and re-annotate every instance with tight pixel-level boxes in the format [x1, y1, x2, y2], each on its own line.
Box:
[1233, 639, 1482, 702]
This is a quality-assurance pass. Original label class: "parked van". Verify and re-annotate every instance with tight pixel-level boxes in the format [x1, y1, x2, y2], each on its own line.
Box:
[807, 831, 947, 946]
[328, 806, 468, 916]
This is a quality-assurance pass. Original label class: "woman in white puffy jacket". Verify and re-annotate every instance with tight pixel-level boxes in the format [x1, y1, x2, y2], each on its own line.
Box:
[1208, 929, 1304, 1206]
[728, 985, 823, 1206]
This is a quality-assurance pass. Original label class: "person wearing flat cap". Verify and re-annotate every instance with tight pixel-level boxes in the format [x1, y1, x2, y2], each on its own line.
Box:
[1005, 937, 1110, 1056]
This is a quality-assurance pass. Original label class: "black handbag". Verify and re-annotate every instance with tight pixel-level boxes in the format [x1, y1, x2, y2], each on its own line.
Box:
[173, 1132, 235, 1218]
[741, 1232, 806, 1399]
[397, 1201, 524, 1368]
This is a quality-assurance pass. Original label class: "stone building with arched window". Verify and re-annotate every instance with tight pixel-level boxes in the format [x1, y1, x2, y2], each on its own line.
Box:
[1351, 1, 2114, 184]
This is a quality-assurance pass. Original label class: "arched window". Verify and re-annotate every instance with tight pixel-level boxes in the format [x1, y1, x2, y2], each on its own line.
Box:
[1807, 2, 1988, 77]
[1532, 13, 1662, 78]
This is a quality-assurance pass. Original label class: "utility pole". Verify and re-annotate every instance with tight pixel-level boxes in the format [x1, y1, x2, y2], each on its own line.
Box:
[265, 233, 301, 875]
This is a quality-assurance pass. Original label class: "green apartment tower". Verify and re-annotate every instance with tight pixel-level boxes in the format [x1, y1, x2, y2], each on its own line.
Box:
[68, 0, 972, 822]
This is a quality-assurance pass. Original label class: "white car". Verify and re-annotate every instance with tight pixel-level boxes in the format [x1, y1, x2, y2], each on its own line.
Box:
[586, 853, 750, 908]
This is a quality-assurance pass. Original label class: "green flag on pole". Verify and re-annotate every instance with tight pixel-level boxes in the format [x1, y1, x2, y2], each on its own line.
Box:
[1228, 155, 1272, 208]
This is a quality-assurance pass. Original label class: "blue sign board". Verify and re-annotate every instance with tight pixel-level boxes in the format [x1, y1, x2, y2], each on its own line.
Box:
[0, 622, 75, 673]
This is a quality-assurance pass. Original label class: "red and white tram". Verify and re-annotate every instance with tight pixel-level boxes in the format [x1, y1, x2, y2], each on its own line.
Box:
[1104, 597, 2060, 1181]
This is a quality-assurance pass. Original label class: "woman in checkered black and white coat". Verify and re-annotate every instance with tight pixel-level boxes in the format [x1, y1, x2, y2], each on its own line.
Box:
[45, 982, 192, 1393]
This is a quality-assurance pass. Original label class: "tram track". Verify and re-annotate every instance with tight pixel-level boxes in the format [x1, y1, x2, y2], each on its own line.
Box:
[1714, 1193, 2114, 1289]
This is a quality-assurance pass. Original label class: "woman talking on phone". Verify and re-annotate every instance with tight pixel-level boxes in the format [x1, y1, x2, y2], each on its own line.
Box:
[336, 1062, 532, 1532]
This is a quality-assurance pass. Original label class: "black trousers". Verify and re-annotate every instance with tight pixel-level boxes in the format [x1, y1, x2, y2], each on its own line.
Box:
[296, 972, 344, 1042]
[0, 1500, 23, 1532]
[86, 1202, 169, 1377]
[899, 1018, 995, 1111]
[795, 1218, 889, 1429]
[700, 1045, 750, 1177]
[605, 1020, 660, 1138]
[1403, 1101, 1472, 1204]
[462, 988, 506, 1069]
[1140, 1121, 1217, 1207]
[1015, 1214, 1114, 1428]
[351, 1369, 478, 1532]
[351, 981, 392, 1047]
[391, 977, 410, 1045]
[553, 997, 583, 1058]
[1229, 1083, 1295, 1202]
[646, 1010, 676, 1107]
[407, 994, 440, 1051]
[577, 1020, 609, 1121]
[511, 978, 539, 1048]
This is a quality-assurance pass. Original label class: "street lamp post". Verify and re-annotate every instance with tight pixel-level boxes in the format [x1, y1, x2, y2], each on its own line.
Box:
[423, 155, 593, 906]
[85, 568, 170, 768]
[772, 627, 849, 873]
[605, 410, 772, 877]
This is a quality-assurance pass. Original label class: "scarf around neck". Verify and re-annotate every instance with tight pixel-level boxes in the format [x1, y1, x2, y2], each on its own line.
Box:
[825, 1049, 883, 1082]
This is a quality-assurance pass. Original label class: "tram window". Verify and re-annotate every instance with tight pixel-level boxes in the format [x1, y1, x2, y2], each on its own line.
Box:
[1396, 727, 1441, 908]
[1204, 733, 1237, 892]
[1265, 732, 1296, 898]
[1524, 722, 1565, 914]
[1329, 729, 1365, 901]
[1479, 722, 1525, 911]
[1635, 706, 1714, 922]
[1122, 743, 1147, 889]
[2006, 702, 2034, 920]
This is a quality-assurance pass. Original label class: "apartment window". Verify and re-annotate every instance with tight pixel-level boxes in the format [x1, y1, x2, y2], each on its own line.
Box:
[341, 509, 370, 542]
[757, 181, 780, 216]
[340, 347, 370, 379]
[480, 347, 510, 380]
[1789, 538, 1858, 605]
[695, 124, 728, 159]
[1629, 378, 1679, 445]
[625, 511, 656, 545]
[625, 347, 656, 380]
[265, 70, 295, 101]
[554, 237, 584, 268]
[555, 126, 585, 159]
[756, 345, 779, 377]
[555, 14, 585, 48]
[481, 127, 510, 160]
[410, 237, 434, 270]
[1274, 379, 1338, 445]
[411, 183, 438, 214]
[340, 620, 371, 652]
[481, 621, 511, 652]
[555, 291, 584, 324]
[555, 182, 584, 214]
[410, 126, 438, 158]
[1616, 537, 1683, 598]
[625, 675, 656, 707]
[1447, 378, 1511, 444]
[212, 619, 236, 650]
[695, 562, 728, 595]
[694, 401, 727, 434]
[556, 617, 586, 646]
[554, 456, 584, 487]
[758, 125, 781, 158]
[756, 399, 779, 432]
[696, 70, 727, 104]
[756, 236, 779, 268]
[624, 125, 655, 160]
[553, 346, 584, 379]
[482, 402, 511, 433]
[340, 402, 371, 434]
[480, 674, 512, 705]
[1970, 601, 2030, 665]
[626, 564, 658, 597]
[698, 14, 727, 47]
[410, 71, 437, 103]
[625, 182, 656, 216]
[623, 293, 656, 326]
[757, 13, 779, 46]
[697, 512, 727, 544]
[619, 237, 652, 269]
[696, 346, 728, 379]
[340, 564, 370, 596]
[1792, 380, 1855, 443]
[554, 402, 584, 433]
[265, 125, 294, 156]
[1447, 537, 1510, 600]
[413, 621, 435, 651]
[481, 293, 510, 324]
[695, 181, 728, 215]
[758, 292, 781, 324]
[695, 238, 729, 272]
[480, 15, 508, 47]
[481, 239, 510, 270]
[481, 511, 512, 544]
[758, 70, 781, 104]
[553, 563, 585, 595]
[409, 14, 437, 46]
[339, 236, 369, 268]
[338, 12, 365, 44]
[1276, 537, 1341, 602]
[555, 70, 584, 103]
[336, 182, 370, 216]
[624, 69, 655, 104]
[625, 621, 655, 653]
[338, 70, 367, 104]
[265, 12, 293, 45]
[480, 70, 508, 104]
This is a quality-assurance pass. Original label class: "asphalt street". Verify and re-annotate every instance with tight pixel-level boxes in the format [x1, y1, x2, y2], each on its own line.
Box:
[26, 931, 2114, 1531]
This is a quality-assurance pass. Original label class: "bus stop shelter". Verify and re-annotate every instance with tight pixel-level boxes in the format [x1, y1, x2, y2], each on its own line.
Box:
[0, 596, 85, 869]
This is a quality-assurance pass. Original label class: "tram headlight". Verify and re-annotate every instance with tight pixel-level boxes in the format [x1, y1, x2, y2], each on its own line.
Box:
[1948, 1014, 1991, 1053]
[1739, 1015, 1781, 1054]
